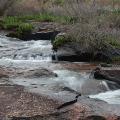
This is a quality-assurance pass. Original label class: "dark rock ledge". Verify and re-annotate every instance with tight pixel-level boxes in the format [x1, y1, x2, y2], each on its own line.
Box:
[53, 42, 120, 62]
[94, 67, 120, 86]
[7, 30, 60, 41]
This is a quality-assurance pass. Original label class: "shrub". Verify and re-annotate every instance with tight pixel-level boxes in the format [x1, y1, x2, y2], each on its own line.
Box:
[107, 37, 120, 48]
[52, 0, 64, 6]
[112, 56, 120, 62]
[53, 34, 71, 48]
[3, 16, 20, 29]
[17, 23, 33, 34]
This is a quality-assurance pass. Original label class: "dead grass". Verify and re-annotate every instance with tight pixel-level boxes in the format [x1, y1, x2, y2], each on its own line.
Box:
[52, 0, 120, 54]
[0, 0, 120, 51]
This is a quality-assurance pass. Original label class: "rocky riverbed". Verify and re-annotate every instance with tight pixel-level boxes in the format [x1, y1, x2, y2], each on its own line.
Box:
[0, 34, 120, 120]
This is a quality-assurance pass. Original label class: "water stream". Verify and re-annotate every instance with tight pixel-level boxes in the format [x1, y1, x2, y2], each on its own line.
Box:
[0, 35, 120, 104]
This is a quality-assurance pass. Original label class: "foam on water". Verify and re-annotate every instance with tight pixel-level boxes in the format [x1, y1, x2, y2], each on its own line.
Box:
[90, 90, 120, 104]
[0, 36, 52, 61]
[10, 70, 91, 96]
[0, 35, 120, 104]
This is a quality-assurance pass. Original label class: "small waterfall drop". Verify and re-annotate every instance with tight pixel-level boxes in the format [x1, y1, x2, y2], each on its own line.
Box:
[0, 36, 53, 62]
[101, 81, 110, 91]
[0, 35, 120, 104]
[52, 50, 58, 62]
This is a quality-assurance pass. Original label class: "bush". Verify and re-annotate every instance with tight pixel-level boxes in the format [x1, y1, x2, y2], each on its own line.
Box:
[3, 16, 20, 29]
[53, 34, 71, 48]
[107, 37, 120, 48]
[17, 23, 33, 34]
[112, 56, 120, 62]
[52, 0, 64, 6]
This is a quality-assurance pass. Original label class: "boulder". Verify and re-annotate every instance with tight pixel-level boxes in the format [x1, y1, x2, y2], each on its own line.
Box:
[21, 68, 57, 78]
[0, 66, 57, 78]
[7, 30, 60, 40]
[94, 67, 120, 85]
[0, 84, 120, 120]
[54, 42, 120, 62]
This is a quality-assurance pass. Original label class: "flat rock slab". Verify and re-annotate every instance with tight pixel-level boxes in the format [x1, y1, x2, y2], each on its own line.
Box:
[104, 70, 120, 79]
[0, 85, 59, 119]
[0, 84, 120, 120]
[0, 66, 57, 78]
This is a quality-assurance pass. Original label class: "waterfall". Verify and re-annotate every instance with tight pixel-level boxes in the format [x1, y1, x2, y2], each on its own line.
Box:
[0, 36, 52, 62]
[101, 81, 110, 91]
[0, 35, 120, 104]
[52, 50, 58, 62]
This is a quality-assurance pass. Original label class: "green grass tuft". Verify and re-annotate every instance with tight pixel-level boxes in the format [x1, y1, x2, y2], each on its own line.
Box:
[1, 13, 76, 32]
[112, 56, 120, 62]
[53, 35, 71, 49]
[17, 23, 33, 34]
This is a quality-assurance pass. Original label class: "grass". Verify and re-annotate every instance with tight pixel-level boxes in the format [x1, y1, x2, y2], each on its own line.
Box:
[0, 0, 120, 63]
[2, 13, 76, 27]
[112, 56, 120, 62]
[53, 34, 71, 49]
[17, 23, 33, 34]
[52, 0, 65, 6]
[0, 13, 77, 38]
[107, 37, 120, 49]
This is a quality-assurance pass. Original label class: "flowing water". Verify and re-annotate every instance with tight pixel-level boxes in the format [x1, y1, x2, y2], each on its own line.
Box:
[0, 35, 120, 104]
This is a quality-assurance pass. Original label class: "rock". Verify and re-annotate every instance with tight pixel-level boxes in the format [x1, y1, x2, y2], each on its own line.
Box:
[9, 98, 120, 120]
[0, 84, 59, 119]
[54, 42, 91, 62]
[104, 70, 120, 79]
[0, 67, 14, 78]
[100, 63, 112, 67]
[22, 68, 57, 78]
[54, 42, 120, 62]
[94, 52, 111, 62]
[84, 115, 106, 120]
[1, 85, 119, 120]
[7, 30, 60, 40]
[0, 66, 57, 78]
[60, 62, 97, 72]
[94, 67, 120, 86]
[55, 97, 120, 120]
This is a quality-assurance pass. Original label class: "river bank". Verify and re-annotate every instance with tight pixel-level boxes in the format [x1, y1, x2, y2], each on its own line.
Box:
[0, 35, 120, 120]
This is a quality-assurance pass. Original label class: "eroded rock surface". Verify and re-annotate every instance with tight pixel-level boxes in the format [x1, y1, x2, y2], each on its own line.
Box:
[0, 66, 57, 79]
[94, 67, 120, 87]
[55, 42, 120, 62]
[0, 85, 59, 119]
[0, 84, 120, 120]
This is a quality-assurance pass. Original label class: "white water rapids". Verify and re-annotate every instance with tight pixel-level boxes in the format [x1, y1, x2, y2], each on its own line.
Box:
[0, 35, 120, 104]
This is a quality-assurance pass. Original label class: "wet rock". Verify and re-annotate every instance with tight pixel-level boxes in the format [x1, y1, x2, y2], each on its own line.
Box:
[61, 62, 97, 72]
[94, 67, 120, 85]
[0, 67, 14, 78]
[54, 42, 90, 62]
[107, 81, 120, 90]
[7, 31, 60, 41]
[100, 63, 112, 67]
[4, 91, 120, 120]
[22, 68, 57, 78]
[84, 115, 106, 120]
[55, 42, 120, 62]
[55, 97, 120, 120]
[0, 66, 57, 78]
[104, 70, 120, 79]
[0, 84, 120, 120]
[0, 84, 59, 119]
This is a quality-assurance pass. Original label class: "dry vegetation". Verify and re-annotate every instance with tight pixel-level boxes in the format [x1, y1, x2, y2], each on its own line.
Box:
[53, 0, 120, 53]
[0, 0, 120, 58]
